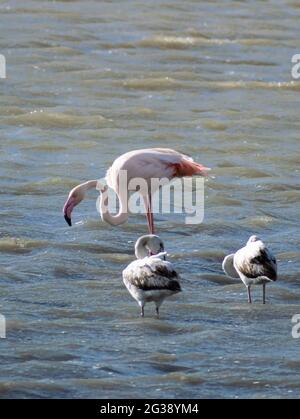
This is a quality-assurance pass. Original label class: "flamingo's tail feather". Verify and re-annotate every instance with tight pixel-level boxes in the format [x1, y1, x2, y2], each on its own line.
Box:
[169, 160, 210, 177]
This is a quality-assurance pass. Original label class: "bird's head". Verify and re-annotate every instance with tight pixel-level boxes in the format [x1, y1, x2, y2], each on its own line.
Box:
[147, 235, 165, 256]
[247, 235, 260, 245]
[135, 234, 165, 259]
[63, 184, 86, 227]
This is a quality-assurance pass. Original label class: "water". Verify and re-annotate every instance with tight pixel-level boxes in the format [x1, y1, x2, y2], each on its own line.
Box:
[0, 0, 300, 399]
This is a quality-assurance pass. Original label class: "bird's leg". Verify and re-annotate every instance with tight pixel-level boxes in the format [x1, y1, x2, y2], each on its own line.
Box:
[155, 306, 160, 319]
[143, 196, 152, 234]
[143, 195, 155, 234]
[263, 284, 266, 305]
[140, 306, 145, 317]
[247, 286, 252, 304]
[146, 210, 152, 234]
[148, 193, 155, 234]
[148, 206, 155, 235]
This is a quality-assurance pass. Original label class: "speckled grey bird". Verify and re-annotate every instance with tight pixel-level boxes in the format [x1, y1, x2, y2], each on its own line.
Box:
[222, 236, 277, 304]
[123, 235, 181, 318]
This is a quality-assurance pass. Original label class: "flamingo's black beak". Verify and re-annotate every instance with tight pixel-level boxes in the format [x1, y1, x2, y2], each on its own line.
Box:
[160, 245, 166, 260]
[64, 214, 72, 227]
[63, 196, 77, 227]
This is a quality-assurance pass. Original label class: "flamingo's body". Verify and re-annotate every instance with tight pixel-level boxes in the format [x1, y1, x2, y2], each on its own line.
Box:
[222, 236, 277, 304]
[63, 148, 209, 233]
[122, 235, 181, 317]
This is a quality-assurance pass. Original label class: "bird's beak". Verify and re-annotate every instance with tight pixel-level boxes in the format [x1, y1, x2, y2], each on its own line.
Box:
[64, 214, 72, 227]
[160, 246, 166, 260]
[63, 197, 76, 227]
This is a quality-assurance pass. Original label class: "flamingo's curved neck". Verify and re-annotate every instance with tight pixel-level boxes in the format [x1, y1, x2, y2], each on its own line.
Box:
[135, 237, 149, 259]
[100, 189, 128, 227]
[76, 180, 128, 226]
[82, 180, 98, 192]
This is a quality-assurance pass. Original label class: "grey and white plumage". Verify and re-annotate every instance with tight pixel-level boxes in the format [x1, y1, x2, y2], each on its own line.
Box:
[222, 235, 277, 304]
[122, 235, 181, 317]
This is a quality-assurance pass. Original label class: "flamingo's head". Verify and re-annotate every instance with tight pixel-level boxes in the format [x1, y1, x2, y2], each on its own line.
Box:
[247, 235, 260, 245]
[63, 185, 85, 227]
[135, 235, 165, 259]
[147, 235, 165, 256]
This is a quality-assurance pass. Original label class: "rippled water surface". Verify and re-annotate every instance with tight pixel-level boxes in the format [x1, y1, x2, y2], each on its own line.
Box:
[0, 0, 300, 399]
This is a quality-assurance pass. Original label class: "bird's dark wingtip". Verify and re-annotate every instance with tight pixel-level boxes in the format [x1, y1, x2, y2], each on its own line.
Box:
[64, 215, 72, 227]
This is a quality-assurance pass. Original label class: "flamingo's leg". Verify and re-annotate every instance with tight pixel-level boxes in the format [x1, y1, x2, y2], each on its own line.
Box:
[263, 284, 266, 305]
[143, 195, 154, 234]
[138, 301, 145, 317]
[148, 193, 155, 234]
[247, 286, 252, 304]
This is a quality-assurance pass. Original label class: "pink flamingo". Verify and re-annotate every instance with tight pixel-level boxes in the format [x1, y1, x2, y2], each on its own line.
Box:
[63, 148, 209, 233]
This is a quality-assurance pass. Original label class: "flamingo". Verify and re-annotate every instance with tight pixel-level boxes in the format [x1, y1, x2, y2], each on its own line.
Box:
[63, 148, 209, 233]
[122, 235, 181, 318]
[222, 236, 277, 304]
